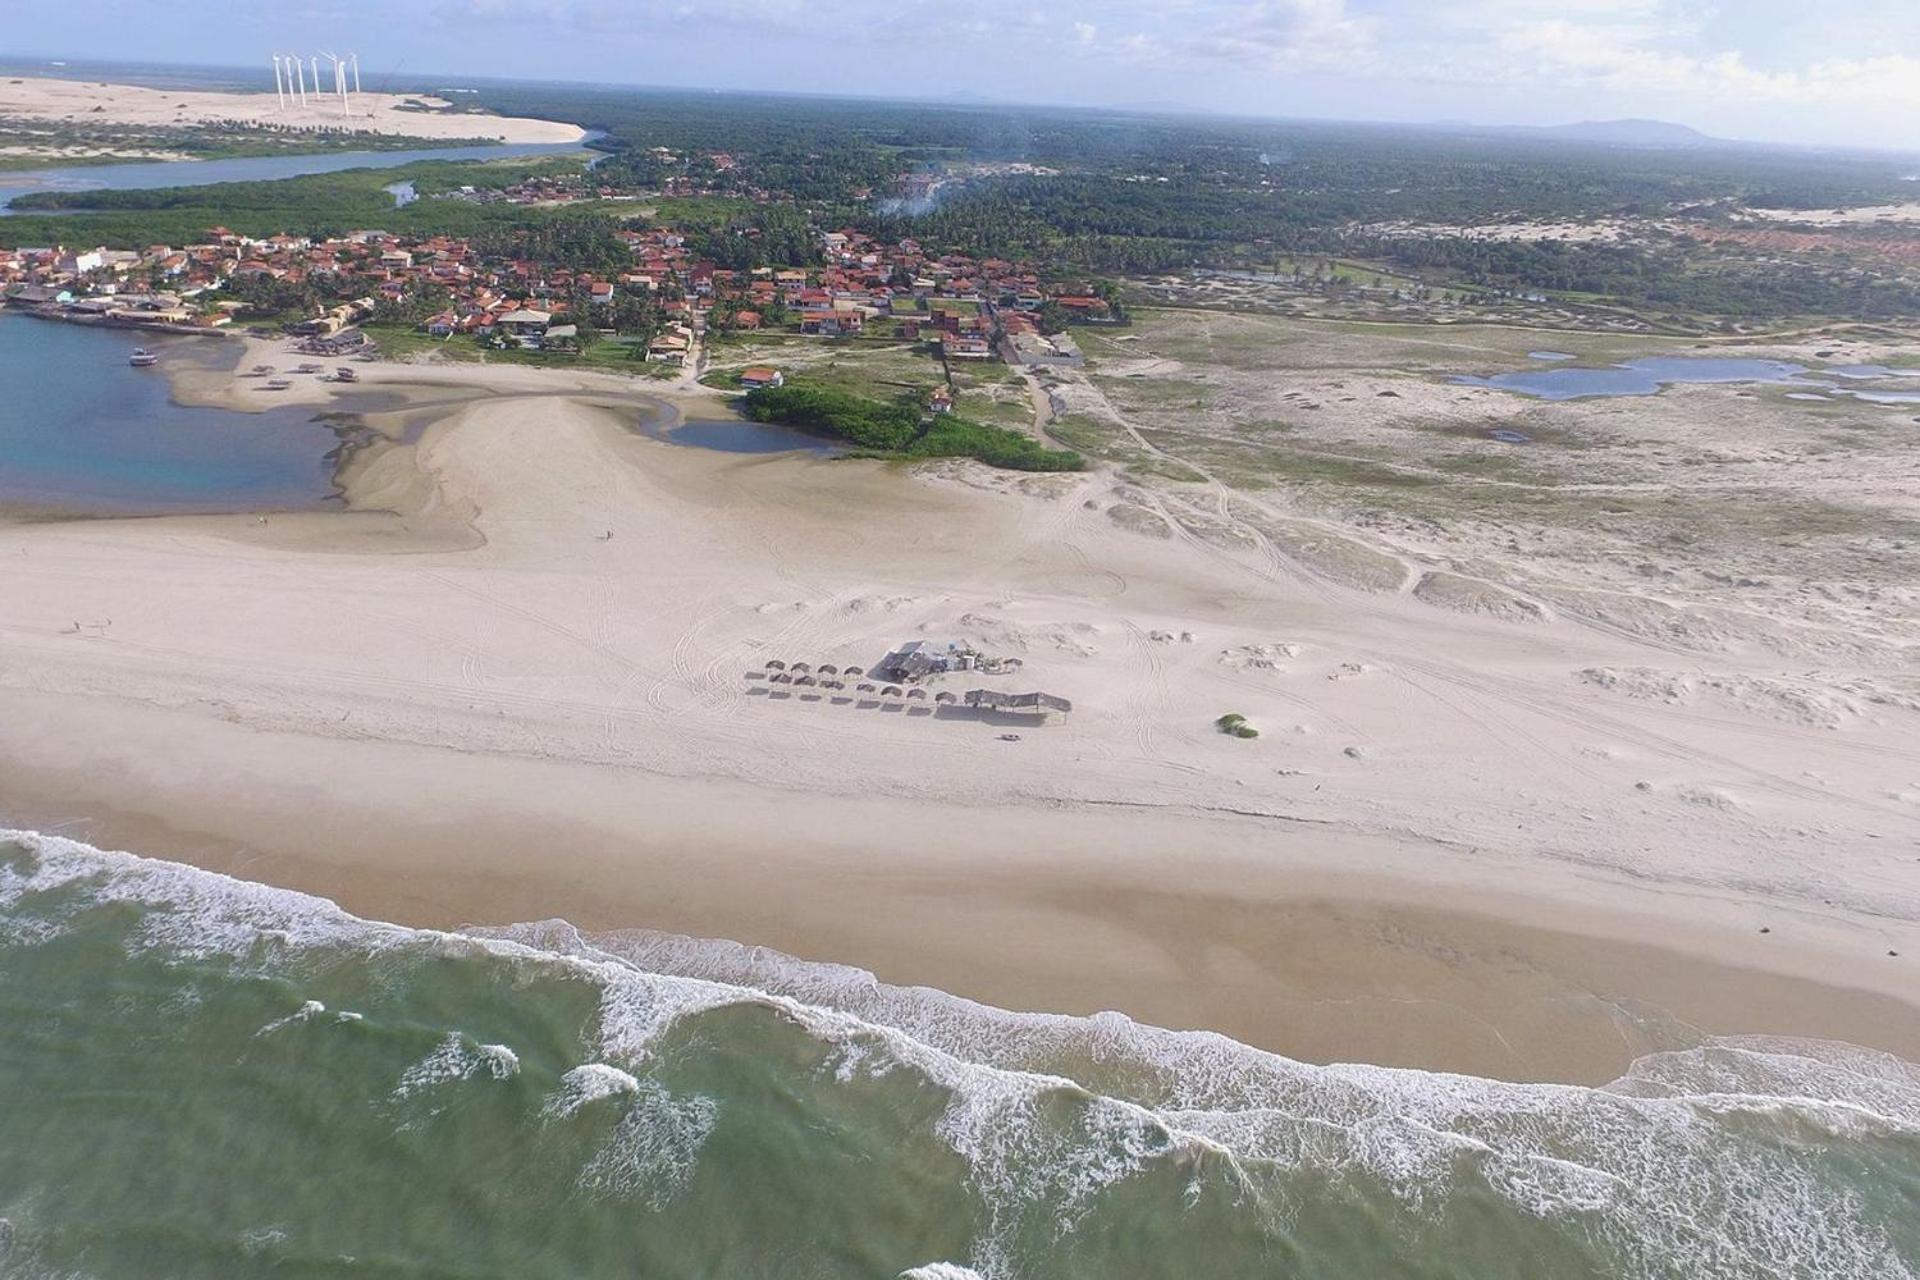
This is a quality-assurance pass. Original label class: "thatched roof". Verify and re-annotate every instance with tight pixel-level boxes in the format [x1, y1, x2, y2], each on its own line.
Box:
[857, 682, 876, 693]
[794, 675, 817, 687]
[882, 686, 903, 697]
[842, 666, 864, 678]
[964, 689, 1073, 713]
[907, 688, 929, 700]
[791, 662, 812, 674]
[818, 664, 839, 675]
[765, 659, 786, 670]
[935, 691, 958, 704]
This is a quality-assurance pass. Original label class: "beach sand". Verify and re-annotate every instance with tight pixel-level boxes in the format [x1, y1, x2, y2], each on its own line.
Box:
[0, 75, 585, 146]
[1, 340, 1916, 1085]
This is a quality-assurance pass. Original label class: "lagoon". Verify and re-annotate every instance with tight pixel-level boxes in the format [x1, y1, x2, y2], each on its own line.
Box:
[0, 137, 593, 213]
[1457, 355, 1920, 403]
[0, 314, 371, 514]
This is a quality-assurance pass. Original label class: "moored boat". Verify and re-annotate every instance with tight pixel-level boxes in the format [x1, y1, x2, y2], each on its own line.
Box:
[128, 348, 158, 368]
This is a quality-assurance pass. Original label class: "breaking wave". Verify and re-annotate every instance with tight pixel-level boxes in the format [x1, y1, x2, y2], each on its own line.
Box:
[4, 827, 1918, 1279]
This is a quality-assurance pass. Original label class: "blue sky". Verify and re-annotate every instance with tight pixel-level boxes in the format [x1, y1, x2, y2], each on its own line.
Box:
[17, 0, 1920, 150]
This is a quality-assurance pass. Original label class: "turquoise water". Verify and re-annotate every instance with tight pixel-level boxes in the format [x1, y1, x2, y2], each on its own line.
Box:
[3, 828, 1918, 1279]
[1456, 357, 1920, 403]
[0, 314, 375, 513]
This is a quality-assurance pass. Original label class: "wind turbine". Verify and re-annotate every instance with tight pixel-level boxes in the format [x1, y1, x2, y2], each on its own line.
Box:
[271, 55, 286, 110]
[319, 51, 348, 118]
[349, 53, 361, 103]
[291, 54, 306, 106]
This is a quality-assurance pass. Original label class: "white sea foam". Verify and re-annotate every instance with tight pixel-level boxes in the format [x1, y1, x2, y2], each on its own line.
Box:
[900, 1266, 989, 1280]
[7, 828, 1920, 1280]
[575, 1080, 718, 1207]
[254, 999, 327, 1037]
[393, 1033, 521, 1099]
[542, 1063, 642, 1119]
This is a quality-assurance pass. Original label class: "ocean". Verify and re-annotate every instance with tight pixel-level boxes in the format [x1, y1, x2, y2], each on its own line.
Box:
[3, 828, 1917, 1279]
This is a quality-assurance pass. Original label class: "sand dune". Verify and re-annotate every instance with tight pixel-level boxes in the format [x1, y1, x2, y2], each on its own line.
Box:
[0, 342, 1916, 1082]
[0, 75, 585, 145]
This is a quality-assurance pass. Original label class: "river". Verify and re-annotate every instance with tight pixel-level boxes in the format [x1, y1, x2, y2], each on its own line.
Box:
[0, 136, 597, 213]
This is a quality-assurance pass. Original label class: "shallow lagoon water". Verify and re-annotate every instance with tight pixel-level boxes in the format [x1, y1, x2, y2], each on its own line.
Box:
[650, 417, 842, 456]
[0, 314, 378, 514]
[1457, 355, 1920, 404]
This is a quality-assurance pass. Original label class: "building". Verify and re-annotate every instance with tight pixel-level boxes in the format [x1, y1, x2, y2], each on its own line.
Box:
[739, 366, 784, 390]
[999, 330, 1084, 369]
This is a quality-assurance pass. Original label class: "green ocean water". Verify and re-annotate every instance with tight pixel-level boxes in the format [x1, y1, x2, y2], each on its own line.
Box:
[3, 828, 1918, 1279]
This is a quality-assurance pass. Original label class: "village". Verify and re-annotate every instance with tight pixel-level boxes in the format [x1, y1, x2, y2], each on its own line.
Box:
[0, 210, 1118, 375]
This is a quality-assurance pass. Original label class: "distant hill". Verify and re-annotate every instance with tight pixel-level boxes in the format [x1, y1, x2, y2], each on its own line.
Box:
[1469, 118, 1718, 148]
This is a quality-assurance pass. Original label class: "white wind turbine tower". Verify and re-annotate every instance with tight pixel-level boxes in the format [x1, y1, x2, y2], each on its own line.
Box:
[349, 53, 361, 105]
[271, 55, 286, 110]
[320, 52, 348, 118]
[291, 53, 306, 106]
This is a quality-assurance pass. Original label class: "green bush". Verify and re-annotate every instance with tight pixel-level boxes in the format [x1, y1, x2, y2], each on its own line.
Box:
[744, 382, 1085, 473]
[1216, 713, 1258, 739]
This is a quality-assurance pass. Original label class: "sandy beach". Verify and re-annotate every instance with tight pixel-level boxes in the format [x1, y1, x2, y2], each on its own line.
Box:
[0, 75, 585, 145]
[2, 338, 1917, 1085]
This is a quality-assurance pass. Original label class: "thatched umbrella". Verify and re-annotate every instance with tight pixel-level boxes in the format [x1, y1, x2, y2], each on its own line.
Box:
[857, 682, 877, 693]
[842, 666, 864, 678]
[791, 662, 811, 674]
[818, 664, 839, 676]
[769, 672, 792, 684]
[935, 691, 958, 705]
[765, 659, 786, 671]
[907, 687, 929, 701]
[794, 675, 817, 687]
[882, 686, 903, 698]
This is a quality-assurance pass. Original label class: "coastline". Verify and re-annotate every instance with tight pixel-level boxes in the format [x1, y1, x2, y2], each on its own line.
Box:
[1, 339, 1916, 1086]
[3, 693, 1917, 1087]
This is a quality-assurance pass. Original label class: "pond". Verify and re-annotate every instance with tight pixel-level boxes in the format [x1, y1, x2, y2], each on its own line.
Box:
[1455, 356, 1920, 403]
[650, 418, 842, 456]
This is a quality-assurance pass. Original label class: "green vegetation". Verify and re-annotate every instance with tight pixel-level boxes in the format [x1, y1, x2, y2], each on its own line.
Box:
[0, 156, 599, 248]
[1216, 713, 1259, 740]
[743, 382, 1084, 472]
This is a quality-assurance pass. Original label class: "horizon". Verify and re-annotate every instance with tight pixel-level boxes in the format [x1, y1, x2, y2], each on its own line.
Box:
[9, 0, 1920, 153]
[10, 52, 1920, 162]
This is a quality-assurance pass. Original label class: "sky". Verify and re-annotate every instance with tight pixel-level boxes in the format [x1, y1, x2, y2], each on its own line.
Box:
[16, 0, 1920, 151]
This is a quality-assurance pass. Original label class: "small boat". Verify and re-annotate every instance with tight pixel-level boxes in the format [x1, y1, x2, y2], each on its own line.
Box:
[128, 348, 159, 368]
[334, 367, 358, 382]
